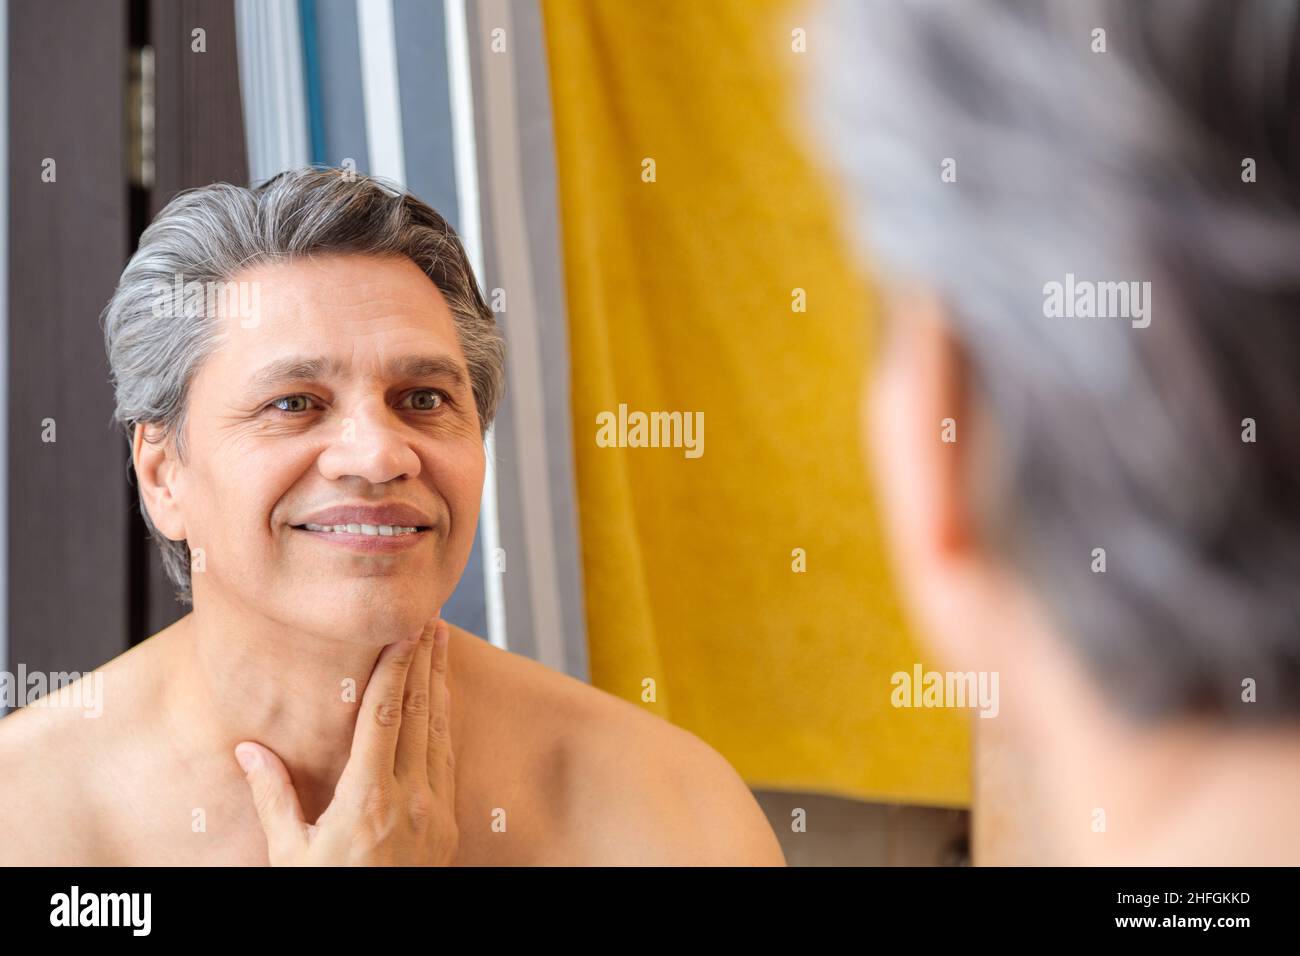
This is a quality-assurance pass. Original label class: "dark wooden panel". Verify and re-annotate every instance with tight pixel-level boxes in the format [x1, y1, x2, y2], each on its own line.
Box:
[8, 0, 132, 675]
[141, 0, 248, 636]
[149, 0, 248, 215]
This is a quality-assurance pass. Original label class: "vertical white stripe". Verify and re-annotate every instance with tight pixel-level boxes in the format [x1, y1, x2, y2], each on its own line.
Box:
[442, 0, 483, 274]
[234, 0, 310, 183]
[444, 0, 506, 651]
[480, 429, 507, 651]
[356, 0, 406, 187]
[474, 0, 567, 671]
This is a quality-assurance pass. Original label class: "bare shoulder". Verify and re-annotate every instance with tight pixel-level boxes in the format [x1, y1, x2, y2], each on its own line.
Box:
[0, 643, 158, 865]
[0, 685, 104, 864]
[447, 626, 785, 866]
[555, 700, 787, 865]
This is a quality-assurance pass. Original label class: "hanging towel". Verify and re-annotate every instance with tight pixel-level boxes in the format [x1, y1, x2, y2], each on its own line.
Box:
[541, 0, 970, 807]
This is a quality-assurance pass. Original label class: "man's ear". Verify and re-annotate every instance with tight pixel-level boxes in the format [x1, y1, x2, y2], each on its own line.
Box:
[867, 286, 988, 670]
[131, 423, 187, 541]
[870, 287, 975, 554]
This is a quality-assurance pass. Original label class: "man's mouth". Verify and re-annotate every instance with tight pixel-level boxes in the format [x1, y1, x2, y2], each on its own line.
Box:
[296, 522, 425, 537]
[287, 503, 437, 552]
[288, 522, 432, 553]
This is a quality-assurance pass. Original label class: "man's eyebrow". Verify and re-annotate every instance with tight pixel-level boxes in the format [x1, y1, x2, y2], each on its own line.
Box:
[393, 355, 469, 387]
[244, 354, 470, 394]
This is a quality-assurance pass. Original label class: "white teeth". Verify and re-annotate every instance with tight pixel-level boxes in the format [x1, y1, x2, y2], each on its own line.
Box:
[301, 523, 420, 536]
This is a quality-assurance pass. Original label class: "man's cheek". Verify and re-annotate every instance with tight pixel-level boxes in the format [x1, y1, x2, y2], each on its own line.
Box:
[433, 468, 478, 526]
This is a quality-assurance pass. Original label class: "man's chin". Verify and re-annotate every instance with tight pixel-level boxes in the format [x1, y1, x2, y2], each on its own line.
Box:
[287, 580, 442, 645]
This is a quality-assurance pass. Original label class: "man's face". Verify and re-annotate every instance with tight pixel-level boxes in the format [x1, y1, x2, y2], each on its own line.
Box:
[168, 253, 485, 645]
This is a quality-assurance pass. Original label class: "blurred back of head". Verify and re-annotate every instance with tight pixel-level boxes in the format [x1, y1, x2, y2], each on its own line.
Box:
[811, 0, 1300, 721]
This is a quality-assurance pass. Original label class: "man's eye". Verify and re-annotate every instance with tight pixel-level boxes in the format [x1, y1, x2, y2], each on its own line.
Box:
[269, 395, 313, 413]
[405, 389, 445, 411]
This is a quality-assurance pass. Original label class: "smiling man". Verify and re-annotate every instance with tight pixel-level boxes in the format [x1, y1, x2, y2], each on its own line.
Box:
[0, 168, 784, 866]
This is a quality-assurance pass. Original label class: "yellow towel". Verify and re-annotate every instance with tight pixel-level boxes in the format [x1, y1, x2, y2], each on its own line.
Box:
[542, 0, 970, 807]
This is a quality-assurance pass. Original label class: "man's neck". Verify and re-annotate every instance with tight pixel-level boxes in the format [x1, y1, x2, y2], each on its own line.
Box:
[159, 593, 387, 823]
[1014, 628, 1300, 865]
[1048, 710, 1300, 865]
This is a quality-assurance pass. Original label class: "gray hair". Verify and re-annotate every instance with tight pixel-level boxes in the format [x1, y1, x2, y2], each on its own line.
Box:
[101, 167, 506, 605]
[811, 0, 1300, 721]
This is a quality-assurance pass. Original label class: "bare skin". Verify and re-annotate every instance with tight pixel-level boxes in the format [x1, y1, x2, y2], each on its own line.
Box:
[0, 614, 781, 865]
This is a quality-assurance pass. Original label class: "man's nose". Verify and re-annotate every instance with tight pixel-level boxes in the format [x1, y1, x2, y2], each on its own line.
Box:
[316, 400, 422, 485]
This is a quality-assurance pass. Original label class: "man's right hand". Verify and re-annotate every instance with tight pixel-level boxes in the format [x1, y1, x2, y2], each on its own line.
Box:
[234, 617, 458, 866]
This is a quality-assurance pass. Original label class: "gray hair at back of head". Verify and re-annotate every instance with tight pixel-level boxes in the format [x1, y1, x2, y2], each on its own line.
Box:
[810, 0, 1300, 721]
[101, 166, 506, 605]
